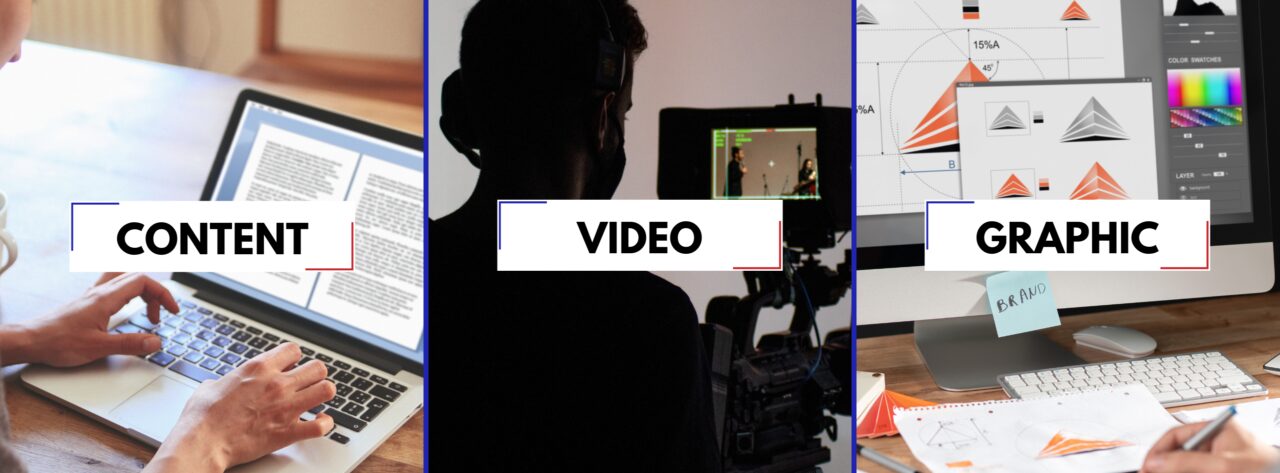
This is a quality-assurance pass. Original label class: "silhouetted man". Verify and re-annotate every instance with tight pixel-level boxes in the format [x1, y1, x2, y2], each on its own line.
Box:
[430, 1, 720, 472]
[726, 146, 747, 197]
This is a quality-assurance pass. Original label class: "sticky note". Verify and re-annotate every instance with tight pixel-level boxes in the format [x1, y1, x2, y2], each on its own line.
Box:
[986, 271, 1060, 337]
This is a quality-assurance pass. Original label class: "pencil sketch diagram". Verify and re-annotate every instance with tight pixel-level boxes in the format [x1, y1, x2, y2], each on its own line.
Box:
[856, 0, 1126, 216]
[919, 418, 993, 450]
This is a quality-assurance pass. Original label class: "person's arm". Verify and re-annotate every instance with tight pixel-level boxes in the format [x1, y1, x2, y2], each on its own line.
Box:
[144, 343, 335, 473]
[0, 0, 31, 70]
[1141, 419, 1279, 473]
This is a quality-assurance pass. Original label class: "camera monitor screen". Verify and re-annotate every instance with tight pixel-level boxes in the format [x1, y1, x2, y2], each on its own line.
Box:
[712, 127, 819, 200]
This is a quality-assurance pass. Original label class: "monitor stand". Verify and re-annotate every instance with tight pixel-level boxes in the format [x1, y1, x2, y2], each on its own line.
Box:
[915, 315, 1084, 391]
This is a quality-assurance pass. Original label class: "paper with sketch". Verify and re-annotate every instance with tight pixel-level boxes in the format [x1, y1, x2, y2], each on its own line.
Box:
[894, 385, 1178, 472]
[1172, 397, 1280, 447]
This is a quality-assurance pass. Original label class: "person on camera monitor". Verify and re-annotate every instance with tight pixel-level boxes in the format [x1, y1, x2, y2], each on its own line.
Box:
[796, 158, 817, 196]
[430, 0, 720, 471]
[726, 146, 746, 197]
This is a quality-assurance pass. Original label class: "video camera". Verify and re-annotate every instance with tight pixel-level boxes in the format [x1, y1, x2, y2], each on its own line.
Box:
[659, 96, 852, 472]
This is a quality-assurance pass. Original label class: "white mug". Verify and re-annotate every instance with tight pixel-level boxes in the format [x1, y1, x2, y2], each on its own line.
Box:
[0, 191, 17, 276]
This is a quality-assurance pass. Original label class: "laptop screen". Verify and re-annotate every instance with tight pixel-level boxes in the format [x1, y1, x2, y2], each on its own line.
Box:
[204, 100, 424, 361]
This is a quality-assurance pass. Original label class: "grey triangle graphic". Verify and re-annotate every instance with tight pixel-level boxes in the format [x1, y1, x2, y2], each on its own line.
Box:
[1061, 97, 1129, 142]
[857, 4, 879, 25]
[989, 106, 1027, 130]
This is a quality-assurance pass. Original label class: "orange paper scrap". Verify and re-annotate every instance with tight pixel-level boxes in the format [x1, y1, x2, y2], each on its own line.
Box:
[856, 390, 937, 438]
[1037, 431, 1132, 458]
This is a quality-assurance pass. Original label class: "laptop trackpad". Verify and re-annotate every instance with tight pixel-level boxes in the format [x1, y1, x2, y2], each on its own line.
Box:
[109, 376, 195, 442]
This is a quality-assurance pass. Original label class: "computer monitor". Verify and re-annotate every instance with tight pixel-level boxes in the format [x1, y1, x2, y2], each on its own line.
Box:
[855, 0, 1274, 390]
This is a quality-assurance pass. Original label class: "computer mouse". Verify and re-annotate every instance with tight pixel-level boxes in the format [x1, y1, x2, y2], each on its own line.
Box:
[1072, 325, 1157, 358]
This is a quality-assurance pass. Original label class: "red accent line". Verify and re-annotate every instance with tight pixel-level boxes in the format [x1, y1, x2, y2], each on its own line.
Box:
[733, 221, 783, 270]
[1161, 221, 1210, 270]
[306, 222, 355, 271]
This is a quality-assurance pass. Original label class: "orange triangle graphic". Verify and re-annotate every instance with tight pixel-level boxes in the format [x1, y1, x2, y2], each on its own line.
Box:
[1062, 1, 1091, 20]
[1038, 431, 1132, 458]
[856, 390, 937, 439]
[1070, 162, 1128, 200]
[901, 61, 988, 153]
[996, 174, 1032, 198]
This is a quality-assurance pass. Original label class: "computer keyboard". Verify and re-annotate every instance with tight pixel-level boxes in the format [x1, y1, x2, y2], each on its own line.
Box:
[999, 351, 1267, 408]
[111, 298, 409, 444]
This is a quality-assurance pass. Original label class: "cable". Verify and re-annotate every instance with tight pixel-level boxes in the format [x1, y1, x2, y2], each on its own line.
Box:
[790, 258, 823, 381]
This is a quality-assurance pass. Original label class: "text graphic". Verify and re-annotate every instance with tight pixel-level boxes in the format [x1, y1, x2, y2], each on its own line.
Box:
[70, 201, 355, 272]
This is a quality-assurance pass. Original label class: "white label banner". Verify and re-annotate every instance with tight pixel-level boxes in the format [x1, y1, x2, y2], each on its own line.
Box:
[497, 200, 782, 271]
[70, 201, 356, 272]
[925, 200, 1210, 271]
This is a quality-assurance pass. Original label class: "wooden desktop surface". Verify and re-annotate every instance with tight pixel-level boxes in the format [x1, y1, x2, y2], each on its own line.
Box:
[857, 290, 1280, 473]
[0, 42, 423, 472]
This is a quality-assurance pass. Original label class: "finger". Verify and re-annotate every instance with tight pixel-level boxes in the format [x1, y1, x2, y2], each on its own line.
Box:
[259, 343, 304, 372]
[94, 272, 124, 287]
[139, 290, 179, 327]
[99, 333, 163, 357]
[146, 296, 161, 324]
[1144, 450, 1232, 473]
[288, 414, 335, 443]
[1148, 422, 1210, 456]
[285, 359, 329, 390]
[289, 379, 336, 413]
[140, 290, 179, 324]
[1212, 420, 1256, 449]
[102, 273, 180, 321]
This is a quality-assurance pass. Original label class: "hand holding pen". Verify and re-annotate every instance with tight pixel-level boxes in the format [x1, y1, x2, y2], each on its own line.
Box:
[1141, 406, 1279, 473]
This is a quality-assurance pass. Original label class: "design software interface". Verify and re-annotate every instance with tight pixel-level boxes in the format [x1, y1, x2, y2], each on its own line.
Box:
[856, 0, 1255, 247]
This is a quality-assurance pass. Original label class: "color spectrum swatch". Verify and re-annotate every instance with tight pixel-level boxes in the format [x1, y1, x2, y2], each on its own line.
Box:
[1168, 68, 1242, 107]
[1171, 107, 1244, 128]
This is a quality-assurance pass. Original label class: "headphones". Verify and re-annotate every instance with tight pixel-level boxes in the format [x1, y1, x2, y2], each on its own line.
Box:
[440, 0, 627, 169]
[591, 0, 626, 93]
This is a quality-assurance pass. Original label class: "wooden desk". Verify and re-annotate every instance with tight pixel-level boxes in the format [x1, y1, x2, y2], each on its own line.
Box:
[856, 291, 1280, 473]
[0, 42, 423, 472]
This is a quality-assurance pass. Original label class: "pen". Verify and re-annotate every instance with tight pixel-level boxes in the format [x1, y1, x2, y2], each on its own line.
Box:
[856, 443, 920, 473]
[1182, 405, 1237, 451]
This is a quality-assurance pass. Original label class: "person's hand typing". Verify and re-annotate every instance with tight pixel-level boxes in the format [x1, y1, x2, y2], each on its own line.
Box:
[145, 343, 336, 472]
[1141, 419, 1280, 473]
[0, 272, 177, 367]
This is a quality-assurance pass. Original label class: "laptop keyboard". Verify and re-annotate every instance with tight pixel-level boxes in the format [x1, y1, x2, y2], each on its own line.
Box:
[112, 298, 409, 444]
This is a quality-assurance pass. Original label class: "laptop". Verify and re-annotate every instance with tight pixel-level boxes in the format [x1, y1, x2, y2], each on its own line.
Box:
[22, 89, 425, 472]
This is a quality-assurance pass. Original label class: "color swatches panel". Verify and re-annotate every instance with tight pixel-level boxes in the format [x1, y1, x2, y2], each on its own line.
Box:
[1167, 68, 1243, 107]
[1170, 107, 1244, 128]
